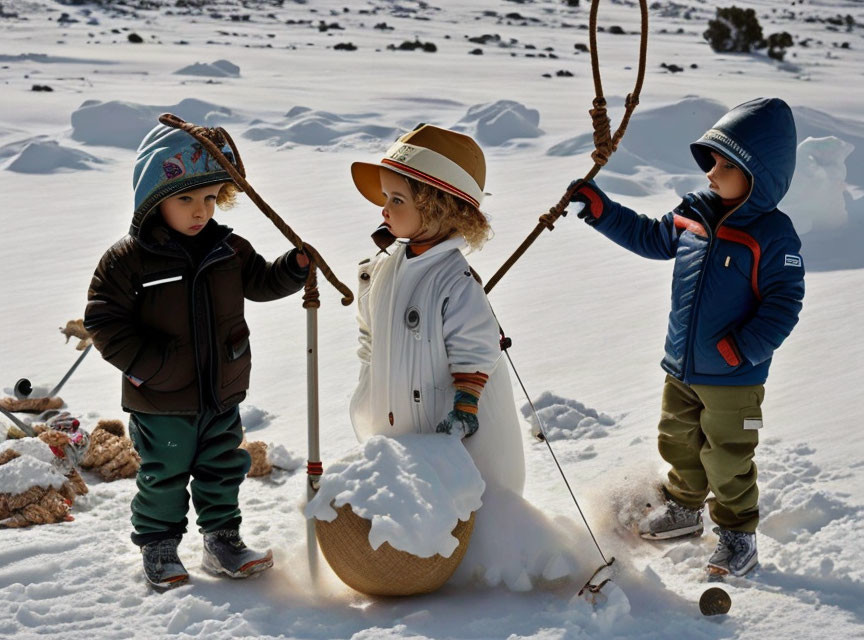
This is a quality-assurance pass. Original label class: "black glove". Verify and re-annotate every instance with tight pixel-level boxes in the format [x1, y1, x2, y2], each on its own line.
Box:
[568, 179, 611, 226]
[283, 248, 310, 280]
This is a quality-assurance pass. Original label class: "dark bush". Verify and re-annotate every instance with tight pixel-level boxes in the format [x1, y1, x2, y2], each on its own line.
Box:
[766, 31, 793, 60]
[703, 6, 764, 53]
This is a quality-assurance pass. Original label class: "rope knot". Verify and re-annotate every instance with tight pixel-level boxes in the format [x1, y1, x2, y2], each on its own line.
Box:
[538, 211, 558, 231]
[589, 97, 612, 167]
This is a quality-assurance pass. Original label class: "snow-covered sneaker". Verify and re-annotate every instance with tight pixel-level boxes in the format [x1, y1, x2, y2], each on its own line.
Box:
[141, 537, 189, 591]
[202, 529, 273, 578]
[707, 528, 758, 577]
[706, 527, 734, 575]
[639, 496, 704, 540]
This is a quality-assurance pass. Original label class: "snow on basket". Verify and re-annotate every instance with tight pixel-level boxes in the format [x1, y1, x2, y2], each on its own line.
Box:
[306, 434, 484, 596]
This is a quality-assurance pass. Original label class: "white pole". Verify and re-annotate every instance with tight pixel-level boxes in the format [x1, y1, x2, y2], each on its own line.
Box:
[306, 301, 320, 580]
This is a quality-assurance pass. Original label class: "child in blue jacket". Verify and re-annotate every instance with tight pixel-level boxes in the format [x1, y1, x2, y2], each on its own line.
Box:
[570, 97, 805, 576]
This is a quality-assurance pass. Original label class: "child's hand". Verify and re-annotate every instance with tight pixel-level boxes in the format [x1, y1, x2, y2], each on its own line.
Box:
[568, 179, 610, 225]
[436, 409, 479, 439]
[295, 250, 310, 269]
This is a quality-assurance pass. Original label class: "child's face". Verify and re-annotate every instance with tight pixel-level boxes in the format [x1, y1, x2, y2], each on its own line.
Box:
[706, 152, 749, 201]
[159, 183, 224, 236]
[379, 168, 422, 239]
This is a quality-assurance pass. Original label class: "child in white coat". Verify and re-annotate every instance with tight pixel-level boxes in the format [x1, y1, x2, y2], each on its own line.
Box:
[348, 124, 525, 495]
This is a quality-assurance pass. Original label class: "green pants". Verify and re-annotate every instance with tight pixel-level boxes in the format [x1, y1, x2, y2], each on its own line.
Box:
[657, 375, 764, 533]
[128, 406, 251, 545]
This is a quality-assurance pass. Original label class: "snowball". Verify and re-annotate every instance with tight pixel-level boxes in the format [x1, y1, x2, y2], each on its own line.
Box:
[305, 434, 484, 558]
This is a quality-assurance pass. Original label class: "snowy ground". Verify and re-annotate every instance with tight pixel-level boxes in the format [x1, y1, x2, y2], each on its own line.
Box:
[1, 0, 863, 638]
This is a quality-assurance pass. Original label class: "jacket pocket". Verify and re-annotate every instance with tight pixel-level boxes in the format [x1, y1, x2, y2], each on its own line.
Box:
[692, 329, 743, 376]
[716, 335, 742, 367]
[221, 322, 251, 390]
[145, 339, 197, 392]
[740, 402, 763, 431]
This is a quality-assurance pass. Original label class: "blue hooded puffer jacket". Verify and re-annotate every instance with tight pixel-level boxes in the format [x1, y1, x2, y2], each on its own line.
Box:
[589, 97, 805, 385]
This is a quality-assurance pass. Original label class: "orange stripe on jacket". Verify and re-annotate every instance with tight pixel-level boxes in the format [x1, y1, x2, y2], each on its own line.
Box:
[717, 227, 762, 300]
[673, 214, 707, 237]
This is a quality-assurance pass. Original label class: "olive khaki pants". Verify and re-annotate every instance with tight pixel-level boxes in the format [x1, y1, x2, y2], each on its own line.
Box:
[127, 406, 251, 546]
[658, 375, 764, 533]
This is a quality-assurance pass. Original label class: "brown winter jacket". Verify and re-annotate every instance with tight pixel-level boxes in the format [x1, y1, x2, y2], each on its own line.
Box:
[84, 218, 306, 415]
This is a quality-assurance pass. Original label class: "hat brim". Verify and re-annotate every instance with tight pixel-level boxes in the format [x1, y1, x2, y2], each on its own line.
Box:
[351, 162, 387, 206]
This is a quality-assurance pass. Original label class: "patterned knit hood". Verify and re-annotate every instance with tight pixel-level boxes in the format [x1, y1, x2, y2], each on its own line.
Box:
[690, 97, 797, 215]
[131, 123, 235, 237]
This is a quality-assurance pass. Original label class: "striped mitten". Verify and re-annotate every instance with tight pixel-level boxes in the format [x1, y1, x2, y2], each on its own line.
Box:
[435, 372, 489, 439]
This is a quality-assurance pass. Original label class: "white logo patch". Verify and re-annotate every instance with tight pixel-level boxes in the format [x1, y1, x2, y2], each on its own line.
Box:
[743, 418, 763, 430]
[784, 254, 803, 268]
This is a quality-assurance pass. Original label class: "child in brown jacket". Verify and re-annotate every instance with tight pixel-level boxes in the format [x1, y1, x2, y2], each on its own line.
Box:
[85, 122, 308, 590]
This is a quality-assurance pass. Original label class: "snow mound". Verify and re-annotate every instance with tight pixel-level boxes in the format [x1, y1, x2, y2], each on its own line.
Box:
[174, 59, 240, 78]
[0, 445, 67, 495]
[244, 106, 400, 149]
[521, 391, 616, 441]
[305, 434, 484, 558]
[240, 404, 274, 431]
[792, 106, 864, 190]
[4, 140, 104, 173]
[266, 443, 302, 471]
[453, 99, 543, 147]
[452, 484, 596, 592]
[778, 131, 864, 271]
[548, 96, 728, 175]
[780, 136, 854, 234]
[70, 98, 239, 149]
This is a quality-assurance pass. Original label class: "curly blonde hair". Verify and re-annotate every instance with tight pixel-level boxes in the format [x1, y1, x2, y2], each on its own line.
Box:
[216, 182, 240, 209]
[406, 177, 491, 250]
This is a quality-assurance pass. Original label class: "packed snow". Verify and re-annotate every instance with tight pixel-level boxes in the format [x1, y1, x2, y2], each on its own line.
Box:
[0, 440, 67, 495]
[1, 0, 864, 638]
[306, 434, 484, 558]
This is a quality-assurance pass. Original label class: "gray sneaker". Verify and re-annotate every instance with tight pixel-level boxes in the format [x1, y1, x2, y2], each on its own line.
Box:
[707, 528, 758, 577]
[202, 529, 273, 578]
[639, 495, 704, 540]
[142, 537, 189, 591]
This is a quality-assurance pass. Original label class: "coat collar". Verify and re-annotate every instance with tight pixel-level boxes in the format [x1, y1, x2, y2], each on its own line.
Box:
[396, 236, 466, 265]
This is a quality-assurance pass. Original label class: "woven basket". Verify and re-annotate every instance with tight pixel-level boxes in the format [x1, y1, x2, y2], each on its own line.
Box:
[315, 502, 475, 596]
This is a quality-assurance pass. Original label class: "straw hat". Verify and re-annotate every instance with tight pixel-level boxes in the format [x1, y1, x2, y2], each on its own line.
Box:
[352, 124, 486, 208]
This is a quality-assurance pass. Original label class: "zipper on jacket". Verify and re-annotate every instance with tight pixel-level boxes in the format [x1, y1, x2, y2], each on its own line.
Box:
[190, 243, 235, 412]
[682, 176, 756, 379]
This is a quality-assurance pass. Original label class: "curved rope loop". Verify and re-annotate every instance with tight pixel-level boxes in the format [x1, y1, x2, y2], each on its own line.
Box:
[484, 0, 649, 294]
[158, 113, 354, 306]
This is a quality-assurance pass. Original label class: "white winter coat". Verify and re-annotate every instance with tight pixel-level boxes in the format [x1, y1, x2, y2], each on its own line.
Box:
[349, 237, 525, 495]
